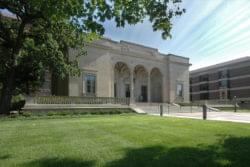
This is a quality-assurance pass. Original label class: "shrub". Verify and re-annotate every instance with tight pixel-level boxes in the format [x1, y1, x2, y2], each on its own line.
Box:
[91, 111, 98, 115]
[108, 110, 116, 114]
[99, 110, 106, 115]
[11, 94, 26, 111]
[22, 112, 32, 117]
[47, 112, 55, 116]
[79, 111, 88, 115]
[59, 111, 68, 116]
[72, 110, 80, 115]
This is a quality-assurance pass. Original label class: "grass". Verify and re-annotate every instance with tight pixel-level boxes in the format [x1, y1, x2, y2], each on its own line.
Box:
[1, 114, 250, 167]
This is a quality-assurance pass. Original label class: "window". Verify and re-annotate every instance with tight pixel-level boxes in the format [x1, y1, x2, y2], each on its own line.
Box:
[200, 93, 209, 100]
[219, 80, 228, 88]
[219, 70, 228, 79]
[176, 83, 183, 97]
[85, 74, 96, 96]
[190, 78, 193, 84]
[220, 90, 228, 99]
[200, 84, 209, 91]
[199, 74, 209, 82]
[114, 83, 117, 97]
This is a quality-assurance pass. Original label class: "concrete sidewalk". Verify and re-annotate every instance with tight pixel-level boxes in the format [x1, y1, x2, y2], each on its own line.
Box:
[152, 111, 250, 123]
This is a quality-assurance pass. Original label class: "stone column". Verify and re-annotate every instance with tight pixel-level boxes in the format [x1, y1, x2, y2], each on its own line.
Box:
[130, 68, 134, 103]
[147, 73, 151, 103]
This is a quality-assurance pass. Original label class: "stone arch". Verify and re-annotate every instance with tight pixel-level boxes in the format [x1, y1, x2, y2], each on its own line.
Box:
[114, 62, 131, 98]
[150, 67, 163, 102]
[134, 65, 148, 102]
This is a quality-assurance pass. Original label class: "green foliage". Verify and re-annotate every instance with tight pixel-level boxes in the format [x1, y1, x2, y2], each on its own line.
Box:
[22, 112, 32, 117]
[47, 111, 56, 116]
[10, 94, 25, 111]
[0, 0, 184, 113]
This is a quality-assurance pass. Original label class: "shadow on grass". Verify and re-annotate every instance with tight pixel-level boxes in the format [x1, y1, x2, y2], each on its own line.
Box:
[23, 157, 95, 167]
[106, 137, 250, 167]
[20, 137, 250, 167]
[0, 154, 11, 160]
[105, 146, 218, 167]
[223, 137, 250, 167]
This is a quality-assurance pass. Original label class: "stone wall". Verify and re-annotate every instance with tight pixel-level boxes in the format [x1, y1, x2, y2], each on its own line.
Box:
[64, 38, 190, 103]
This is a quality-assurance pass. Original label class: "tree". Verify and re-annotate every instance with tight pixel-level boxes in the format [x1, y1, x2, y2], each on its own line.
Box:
[0, 0, 184, 114]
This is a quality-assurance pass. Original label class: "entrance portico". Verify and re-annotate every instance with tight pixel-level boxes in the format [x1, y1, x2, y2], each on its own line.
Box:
[114, 61, 163, 103]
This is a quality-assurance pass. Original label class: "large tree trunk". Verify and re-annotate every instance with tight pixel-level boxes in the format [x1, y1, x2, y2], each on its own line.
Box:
[0, 88, 13, 115]
[0, 20, 25, 115]
[0, 72, 15, 115]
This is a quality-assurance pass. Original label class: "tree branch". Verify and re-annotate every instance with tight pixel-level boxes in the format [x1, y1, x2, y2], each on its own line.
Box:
[0, 16, 13, 44]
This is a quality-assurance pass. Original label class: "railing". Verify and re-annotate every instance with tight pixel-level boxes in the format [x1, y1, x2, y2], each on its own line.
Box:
[29, 96, 130, 105]
[192, 98, 250, 105]
[191, 100, 233, 106]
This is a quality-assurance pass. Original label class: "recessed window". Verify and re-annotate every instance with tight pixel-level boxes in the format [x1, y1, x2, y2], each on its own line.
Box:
[200, 84, 209, 91]
[125, 84, 130, 98]
[200, 93, 209, 100]
[199, 74, 209, 82]
[176, 83, 183, 97]
[114, 83, 117, 97]
[85, 74, 96, 96]
[219, 70, 228, 79]
[219, 80, 228, 88]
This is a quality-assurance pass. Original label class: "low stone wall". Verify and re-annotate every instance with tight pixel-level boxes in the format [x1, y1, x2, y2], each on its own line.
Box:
[21, 108, 135, 116]
[26, 96, 130, 105]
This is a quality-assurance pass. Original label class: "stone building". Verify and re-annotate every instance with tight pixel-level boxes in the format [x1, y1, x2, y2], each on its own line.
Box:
[42, 38, 190, 103]
[190, 57, 250, 102]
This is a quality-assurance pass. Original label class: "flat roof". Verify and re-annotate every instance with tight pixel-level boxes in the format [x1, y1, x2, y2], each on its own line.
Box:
[102, 37, 189, 60]
[191, 56, 250, 74]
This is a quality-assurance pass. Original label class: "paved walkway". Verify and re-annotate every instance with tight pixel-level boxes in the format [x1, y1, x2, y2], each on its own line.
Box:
[152, 111, 250, 123]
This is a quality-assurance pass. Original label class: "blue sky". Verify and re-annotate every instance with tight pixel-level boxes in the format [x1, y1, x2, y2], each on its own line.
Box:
[103, 0, 250, 70]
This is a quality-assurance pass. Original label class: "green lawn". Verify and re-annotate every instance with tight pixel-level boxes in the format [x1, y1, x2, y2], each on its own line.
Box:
[1, 114, 250, 167]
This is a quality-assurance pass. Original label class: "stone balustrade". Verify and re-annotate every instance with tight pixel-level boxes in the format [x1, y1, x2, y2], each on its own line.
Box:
[28, 96, 130, 105]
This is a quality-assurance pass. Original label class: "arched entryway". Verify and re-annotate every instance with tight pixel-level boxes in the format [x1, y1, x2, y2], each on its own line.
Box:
[150, 68, 163, 102]
[134, 65, 148, 102]
[114, 62, 131, 98]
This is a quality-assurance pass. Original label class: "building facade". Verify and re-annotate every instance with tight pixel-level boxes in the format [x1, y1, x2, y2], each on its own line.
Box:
[190, 57, 250, 102]
[42, 38, 190, 103]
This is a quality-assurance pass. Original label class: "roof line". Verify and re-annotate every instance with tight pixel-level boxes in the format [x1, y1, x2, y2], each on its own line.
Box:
[191, 56, 250, 73]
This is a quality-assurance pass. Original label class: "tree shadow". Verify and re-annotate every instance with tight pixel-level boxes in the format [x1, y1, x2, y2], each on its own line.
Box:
[23, 157, 95, 167]
[222, 137, 250, 167]
[105, 146, 218, 167]
[105, 136, 250, 167]
[0, 154, 11, 160]
[16, 137, 250, 167]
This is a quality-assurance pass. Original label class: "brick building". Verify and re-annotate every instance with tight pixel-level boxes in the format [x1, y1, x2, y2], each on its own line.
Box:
[190, 57, 250, 102]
